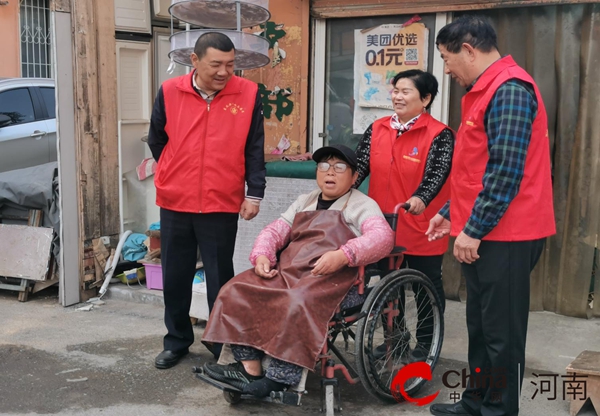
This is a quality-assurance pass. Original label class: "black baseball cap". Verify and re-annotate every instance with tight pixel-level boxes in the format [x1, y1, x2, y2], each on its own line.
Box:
[312, 144, 358, 169]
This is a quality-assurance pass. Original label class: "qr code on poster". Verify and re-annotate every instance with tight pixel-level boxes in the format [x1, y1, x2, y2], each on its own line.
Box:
[405, 48, 418, 65]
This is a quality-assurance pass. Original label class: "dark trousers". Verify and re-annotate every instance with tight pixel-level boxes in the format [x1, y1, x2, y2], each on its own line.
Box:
[461, 239, 545, 416]
[160, 208, 238, 353]
[402, 254, 446, 347]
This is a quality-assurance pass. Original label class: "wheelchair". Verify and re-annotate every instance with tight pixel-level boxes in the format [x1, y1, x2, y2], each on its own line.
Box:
[194, 202, 445, 415]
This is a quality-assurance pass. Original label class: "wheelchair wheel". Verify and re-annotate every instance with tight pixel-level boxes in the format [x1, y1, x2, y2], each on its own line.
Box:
[354, 269, 444, 402]
[223, 390, 242, 404]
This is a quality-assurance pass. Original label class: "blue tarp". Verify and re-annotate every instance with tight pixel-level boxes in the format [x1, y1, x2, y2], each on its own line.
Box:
[122, 233, 148, 261]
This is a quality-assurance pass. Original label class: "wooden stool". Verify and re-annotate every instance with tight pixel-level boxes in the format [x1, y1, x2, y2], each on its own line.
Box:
[566, 350, 600, 415]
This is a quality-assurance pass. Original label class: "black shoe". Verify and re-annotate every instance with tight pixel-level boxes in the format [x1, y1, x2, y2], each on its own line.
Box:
[243, 377, 289, 398]
[409, 344, 430, 363]
[373, 331, 411, 360]
[203, 361, 263, 390]
[154, 349, 189, 369]
[429, 402, 471, 415]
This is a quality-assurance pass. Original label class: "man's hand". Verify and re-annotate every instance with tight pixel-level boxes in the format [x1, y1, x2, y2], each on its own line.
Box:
[254, 255, 277, 279]
[453, 231, 481, 264]
[426, 214, 451, 241]
[240, 199, 260, 221]
[405, 196, 426, 215]
[311, 250, 349, 276]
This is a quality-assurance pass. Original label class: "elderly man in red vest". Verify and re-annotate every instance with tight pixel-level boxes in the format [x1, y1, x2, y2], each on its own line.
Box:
[148, 32, 265, 369]
[426, 16, 555, 416]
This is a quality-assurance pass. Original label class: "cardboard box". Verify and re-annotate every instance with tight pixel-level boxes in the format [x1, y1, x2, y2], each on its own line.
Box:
[149, 236, 161, 251]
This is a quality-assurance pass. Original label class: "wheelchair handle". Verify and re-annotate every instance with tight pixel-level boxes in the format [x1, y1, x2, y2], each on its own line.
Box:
[394, 202, 411, 214]
[384, 203, 411, 231]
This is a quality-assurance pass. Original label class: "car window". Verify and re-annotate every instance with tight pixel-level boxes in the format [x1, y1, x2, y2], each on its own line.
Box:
[0, 88, 35, 127]
[39, 87, 56, 119]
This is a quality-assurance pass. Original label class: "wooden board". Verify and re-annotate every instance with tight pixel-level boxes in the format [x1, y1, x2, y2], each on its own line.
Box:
[566, 351, 600, 377]
[71, 0, 120, 240]
[69, 0, 119, 301]
[311, 0, 597, 18]
[0, 225, 53, 281]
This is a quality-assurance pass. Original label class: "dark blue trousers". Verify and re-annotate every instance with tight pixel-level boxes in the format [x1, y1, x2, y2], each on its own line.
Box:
[461, 239, 545, 416]
[160, 208, 238, 353]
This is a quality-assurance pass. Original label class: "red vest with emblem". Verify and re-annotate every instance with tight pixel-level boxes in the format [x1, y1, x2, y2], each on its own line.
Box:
[369, 113, 451, 256]
[155, 72, 257, 213]
[451, 55, 555, 240]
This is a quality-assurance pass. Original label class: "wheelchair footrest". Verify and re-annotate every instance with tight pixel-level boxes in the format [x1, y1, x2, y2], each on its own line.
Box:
[195, 371, 242, 393]
[270, 390, 303, 406]
[195, 369, 303, 406]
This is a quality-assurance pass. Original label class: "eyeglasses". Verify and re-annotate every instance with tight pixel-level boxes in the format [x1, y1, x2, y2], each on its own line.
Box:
[317, 162, 349, 173]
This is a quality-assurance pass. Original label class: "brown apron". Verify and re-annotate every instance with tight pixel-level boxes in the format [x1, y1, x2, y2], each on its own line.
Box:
[202, 200, 358, 370]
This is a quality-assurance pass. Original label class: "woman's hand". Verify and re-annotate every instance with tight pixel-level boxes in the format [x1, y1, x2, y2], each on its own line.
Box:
[426, 214, 451, 241]
[254, 255, 278, 279]
[311, 250, 349, 276]
[405, 196, 426, 215]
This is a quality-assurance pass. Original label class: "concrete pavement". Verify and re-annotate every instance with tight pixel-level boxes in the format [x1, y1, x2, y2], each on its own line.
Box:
[0, 284, 598, 416]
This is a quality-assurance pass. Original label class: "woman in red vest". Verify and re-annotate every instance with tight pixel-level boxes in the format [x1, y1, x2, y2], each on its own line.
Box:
[355, 69, 454, 358]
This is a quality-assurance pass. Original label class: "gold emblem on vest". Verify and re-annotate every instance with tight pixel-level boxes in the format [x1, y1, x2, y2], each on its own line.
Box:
[224, 103, 245, 115]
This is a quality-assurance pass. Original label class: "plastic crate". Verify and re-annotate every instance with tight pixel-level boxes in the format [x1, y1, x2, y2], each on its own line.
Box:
[116, 267, 145, 285]
[143, 263, 163, 290]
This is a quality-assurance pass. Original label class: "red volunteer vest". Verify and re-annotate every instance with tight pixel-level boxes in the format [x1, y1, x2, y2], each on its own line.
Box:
[155, 72, 258, 213]
[369, 113, 451, 256]
[451, 56, 555, 240]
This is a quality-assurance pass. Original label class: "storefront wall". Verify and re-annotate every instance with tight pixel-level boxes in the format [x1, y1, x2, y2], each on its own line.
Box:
[0, 2, 21, 78]
[244, 0, 310, 155]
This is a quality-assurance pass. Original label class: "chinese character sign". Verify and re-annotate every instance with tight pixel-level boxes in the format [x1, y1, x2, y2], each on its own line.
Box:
[352, 22, 429, 133]
[356, 23, 429, 109]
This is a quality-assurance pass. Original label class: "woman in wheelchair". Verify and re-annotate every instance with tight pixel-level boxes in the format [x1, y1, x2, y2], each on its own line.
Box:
[201, 144, 395, 398]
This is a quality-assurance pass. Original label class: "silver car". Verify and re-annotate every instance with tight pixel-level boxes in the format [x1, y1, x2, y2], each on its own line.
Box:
[0, 78, 57, 173]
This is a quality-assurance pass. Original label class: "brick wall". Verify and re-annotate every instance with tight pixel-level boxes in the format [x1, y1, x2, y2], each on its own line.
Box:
[233, 177, 316, 273]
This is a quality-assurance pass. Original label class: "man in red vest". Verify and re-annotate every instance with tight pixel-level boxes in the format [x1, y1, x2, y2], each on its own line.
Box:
[148, 32, 265, 369]
[427, 16, 555, 416]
